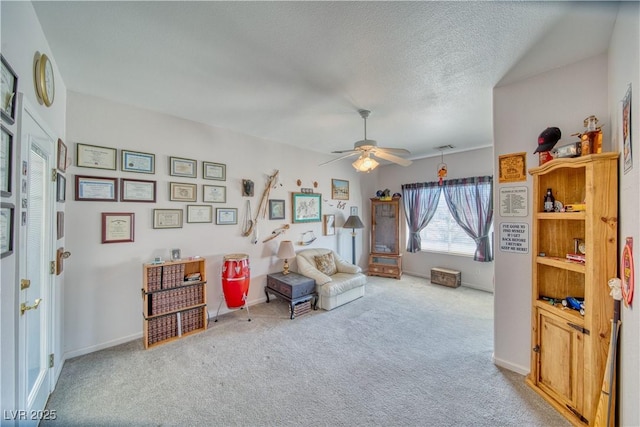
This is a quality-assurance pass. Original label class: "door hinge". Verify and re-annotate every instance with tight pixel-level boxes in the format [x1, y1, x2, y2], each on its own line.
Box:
[50, 261, 56, 275]
[567, 322, 590, 335]
[532, 345, 540, 353]
[51, 169, 58, 182]
[49, 353, 54, 368]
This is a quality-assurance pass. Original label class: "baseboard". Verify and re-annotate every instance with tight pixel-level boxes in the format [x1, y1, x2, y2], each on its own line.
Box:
[63, 332, 142, 360]
[492, 354, 529, 375]
[403, 270, 493, 293]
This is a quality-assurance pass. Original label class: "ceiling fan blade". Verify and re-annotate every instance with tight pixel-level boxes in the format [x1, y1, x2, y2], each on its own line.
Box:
[376, 147, 411, 155]
[371, 149, 413, 167]
[319, 151, 360, 166]
[331, 149, 359, 154]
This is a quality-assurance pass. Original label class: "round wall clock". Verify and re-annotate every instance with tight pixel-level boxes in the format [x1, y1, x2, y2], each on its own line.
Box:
[35, 53, 55, 107]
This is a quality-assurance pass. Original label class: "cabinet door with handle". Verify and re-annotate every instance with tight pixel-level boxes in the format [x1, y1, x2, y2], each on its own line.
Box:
[534, 308, 585, 419]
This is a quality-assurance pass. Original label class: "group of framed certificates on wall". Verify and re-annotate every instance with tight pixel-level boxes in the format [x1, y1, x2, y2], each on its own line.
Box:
[1, 55, 18, 258]
[71, 142, 238, 242]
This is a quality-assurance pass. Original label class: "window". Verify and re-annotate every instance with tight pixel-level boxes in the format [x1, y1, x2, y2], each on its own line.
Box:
[419, 192, 478, 256]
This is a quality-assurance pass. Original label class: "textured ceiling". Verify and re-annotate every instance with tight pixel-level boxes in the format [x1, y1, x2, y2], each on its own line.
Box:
[32, 1, 619, 162]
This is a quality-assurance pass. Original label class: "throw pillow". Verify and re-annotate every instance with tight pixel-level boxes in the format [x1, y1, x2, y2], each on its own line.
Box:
[314, 253, 337, 276]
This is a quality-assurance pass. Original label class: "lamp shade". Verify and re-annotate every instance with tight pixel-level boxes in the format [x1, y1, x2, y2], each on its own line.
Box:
[352, 155, 379, 172]
[343, 215, 364, 230]
[277, 240, 296, 259]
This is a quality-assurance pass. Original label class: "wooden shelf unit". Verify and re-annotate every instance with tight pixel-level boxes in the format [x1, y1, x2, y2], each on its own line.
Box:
[142, 258, 208, 349]
[368, 198, 402, 279]
[526, 153, 618, 426]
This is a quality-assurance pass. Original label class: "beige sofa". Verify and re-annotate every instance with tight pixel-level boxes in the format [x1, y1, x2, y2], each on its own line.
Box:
[295, 248, 366, 310]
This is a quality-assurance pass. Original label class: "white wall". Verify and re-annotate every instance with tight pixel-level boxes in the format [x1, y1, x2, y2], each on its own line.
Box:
[63, 91, 372, 357]
[493, 53, 608, 372]
[494, 10, 640, 424]
[1, 1, 68, 417]
[377, 147, 495, 292]
[608, 3, 640, 426]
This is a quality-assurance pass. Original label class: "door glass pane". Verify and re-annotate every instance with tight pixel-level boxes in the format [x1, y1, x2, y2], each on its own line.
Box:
[373, 203, 396, 253]
[26, 145, 46, 396]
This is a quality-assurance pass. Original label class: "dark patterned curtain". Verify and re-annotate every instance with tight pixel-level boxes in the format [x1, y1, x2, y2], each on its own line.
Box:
[401, 182, 442, 252]
[442, 176, 494, 262]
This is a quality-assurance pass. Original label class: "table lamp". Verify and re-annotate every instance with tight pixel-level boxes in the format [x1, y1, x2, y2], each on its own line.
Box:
[277, 240, 296, 275]
[343, 215, 365, 265]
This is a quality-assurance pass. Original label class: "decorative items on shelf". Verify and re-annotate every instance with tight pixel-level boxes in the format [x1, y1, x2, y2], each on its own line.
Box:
[571, 115, 603, 156]
[534, 127, 561, 166]
[375, 188, 392, 201]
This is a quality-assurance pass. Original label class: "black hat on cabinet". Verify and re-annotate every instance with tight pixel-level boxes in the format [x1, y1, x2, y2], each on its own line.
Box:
[534, 127, 562, 153]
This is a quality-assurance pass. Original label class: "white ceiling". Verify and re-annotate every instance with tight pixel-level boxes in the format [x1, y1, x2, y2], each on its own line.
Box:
[32, 1, 619, 162]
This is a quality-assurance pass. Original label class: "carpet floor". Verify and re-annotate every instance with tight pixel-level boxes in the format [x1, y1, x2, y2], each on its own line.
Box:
[43, 275, 570, 426]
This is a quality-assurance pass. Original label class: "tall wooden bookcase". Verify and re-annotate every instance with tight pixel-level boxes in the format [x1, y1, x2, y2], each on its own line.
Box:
[368, 198, 402, 279]
[526, 153, 618, 426]
[142, 258, 208, 349]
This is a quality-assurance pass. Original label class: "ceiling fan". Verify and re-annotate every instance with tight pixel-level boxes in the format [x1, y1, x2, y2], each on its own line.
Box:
[320, 109, 413, 172]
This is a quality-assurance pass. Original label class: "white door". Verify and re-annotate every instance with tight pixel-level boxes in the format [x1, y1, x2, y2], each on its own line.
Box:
[17, 98, 56, 425]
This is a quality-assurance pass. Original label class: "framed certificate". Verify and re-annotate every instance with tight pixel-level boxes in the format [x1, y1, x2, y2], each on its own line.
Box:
[1, 55, 17, 125]
[203, 185, 226, 203]
[203, 161, 226, 180]
[57, 139, 67, 172]
[187, 205, 213, 223]
[101, 212, 134, 243]
[120, 178, 156, 202]
[170, 156, 197, 178]
[1, 203, 14, 258]
[169, 182, 197, 202]
[122, 150, 155, 174]
[56, 173, 66, 202]
[1, 125, 12, 197]
[75, 175, 117, 201]
[76, 143, 117, 170]
[153, 209, 183, 229]
[216, 208, 237, 225]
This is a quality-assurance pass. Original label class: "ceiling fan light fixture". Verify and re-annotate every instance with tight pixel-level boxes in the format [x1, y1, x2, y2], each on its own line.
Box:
[352, 154, 379, 173]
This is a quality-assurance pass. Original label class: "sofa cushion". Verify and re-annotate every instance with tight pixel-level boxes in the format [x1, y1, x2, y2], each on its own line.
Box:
[314, 253, 337, 276]
[316, 272, 367, 297]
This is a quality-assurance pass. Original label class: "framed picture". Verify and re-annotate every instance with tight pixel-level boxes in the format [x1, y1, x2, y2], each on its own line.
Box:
[76, 143, 117, 170]
[170, 156, 197, 178]
[203, 161, 226, 180]
[1, 125, 12, 197]
[203, 185, 226, 203]
[623, 84, 632, 174]
[121, 178, 156, 203]
[56, 173, 66, 202]
[56, 211, 64, 240]
[498, 152, 527, 183]
[56, 139, 67, 172]
[171, 248, 181, 260]
[1, 203, 14, 258]
[169, 182, 197, 202]
[101, 212, 135, 243]
[269, 199, 285, 220]
[292, 192, 322, 223]
[75, 175, 117, 201]
[153, 209, 183, 229]
[122, 150, 155, 174]
[323, 214, 336, 236]
[331, 179, 349, 200]
[350, 206, 358, 216]
[187, 205, 213, 223]
[1, 55, 18, 125]
[216, 208, 237, 225]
